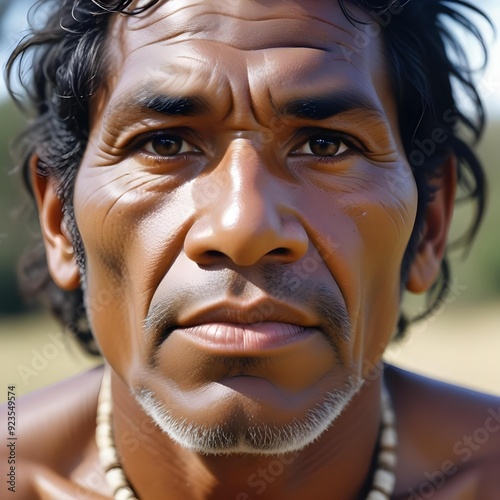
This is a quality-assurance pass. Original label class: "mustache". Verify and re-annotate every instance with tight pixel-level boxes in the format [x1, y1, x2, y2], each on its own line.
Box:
[143, 264, 351, 356]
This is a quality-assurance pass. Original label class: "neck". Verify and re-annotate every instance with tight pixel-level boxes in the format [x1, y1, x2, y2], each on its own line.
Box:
[110, 368, 383, 500]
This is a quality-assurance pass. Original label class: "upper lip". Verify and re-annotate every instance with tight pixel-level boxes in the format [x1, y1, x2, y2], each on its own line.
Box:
[176, 297, 319, 329]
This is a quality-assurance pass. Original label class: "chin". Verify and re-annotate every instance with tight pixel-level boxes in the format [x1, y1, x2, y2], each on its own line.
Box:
[134, 375, 363, 456]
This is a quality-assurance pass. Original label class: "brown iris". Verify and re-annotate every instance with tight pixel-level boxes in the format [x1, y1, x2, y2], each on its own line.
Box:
[149, 135, 184, 156]
[308, 134, 343, 156]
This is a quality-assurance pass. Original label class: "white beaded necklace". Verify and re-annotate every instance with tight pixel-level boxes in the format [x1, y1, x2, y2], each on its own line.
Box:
[96, 370, 398, 500]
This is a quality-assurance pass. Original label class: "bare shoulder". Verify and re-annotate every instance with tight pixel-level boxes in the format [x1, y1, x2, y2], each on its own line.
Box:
[0, 365, 105, 499]
[386, 364, 500, 499]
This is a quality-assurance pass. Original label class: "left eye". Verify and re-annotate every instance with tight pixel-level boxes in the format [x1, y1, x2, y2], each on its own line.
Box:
[294, 133, 350, 157]
[142, 134, 198, 157]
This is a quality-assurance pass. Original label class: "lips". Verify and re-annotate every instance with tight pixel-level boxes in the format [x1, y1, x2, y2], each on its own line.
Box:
[172, 321, 315, 353]
[176, 298, 318, 327]
[151, 297, 323, 354]
[148, 289, 349, 358]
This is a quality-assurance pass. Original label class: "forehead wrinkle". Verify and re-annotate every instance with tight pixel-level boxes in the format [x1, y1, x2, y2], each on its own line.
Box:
[120, 0, 363, 53]
[177, 52, 236, 121]
[136, 35, 336, 54]
[127, 0, 359, 28]
[122, 26, 336, 55]
[158, 8, 357, 31]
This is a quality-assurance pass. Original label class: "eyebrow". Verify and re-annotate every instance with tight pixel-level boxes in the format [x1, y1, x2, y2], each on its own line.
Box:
[279, 90, 384, 121]
[139, 94, 211, 116]
[110, 91, 212, 119]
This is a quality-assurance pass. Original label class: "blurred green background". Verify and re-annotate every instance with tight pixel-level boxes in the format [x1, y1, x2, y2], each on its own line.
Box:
[1, 0, 499, 401]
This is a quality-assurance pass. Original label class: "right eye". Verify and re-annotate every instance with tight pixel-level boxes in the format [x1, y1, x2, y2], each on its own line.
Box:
[142, 133, 199, 157]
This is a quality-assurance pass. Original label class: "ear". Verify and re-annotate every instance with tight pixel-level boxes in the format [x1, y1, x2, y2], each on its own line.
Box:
[31, 156, 81, 290]
[406, 155, 456, 294]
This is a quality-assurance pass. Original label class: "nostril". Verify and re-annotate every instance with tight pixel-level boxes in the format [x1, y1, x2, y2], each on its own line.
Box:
[268, 247, 291, 257]
[198, 248, 293, 266]
[195, 250, 227, 267]
[204, 250, 225, 259]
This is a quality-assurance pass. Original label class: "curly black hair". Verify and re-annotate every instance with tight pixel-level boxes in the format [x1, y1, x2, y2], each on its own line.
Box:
[5, 0, 490, 356]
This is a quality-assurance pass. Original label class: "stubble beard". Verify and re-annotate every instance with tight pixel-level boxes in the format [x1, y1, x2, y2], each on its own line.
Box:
[134, 375, 364, 456]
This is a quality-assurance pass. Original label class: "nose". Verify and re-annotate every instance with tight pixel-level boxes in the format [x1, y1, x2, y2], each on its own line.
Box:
[184, 140, 308, 266]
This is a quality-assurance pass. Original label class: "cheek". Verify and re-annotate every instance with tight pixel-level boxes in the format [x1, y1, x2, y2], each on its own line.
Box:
[353, 189, 417, 278]
[347, 165, 418, 360]
[299, 162, 417, 299]
[298, 162, 417, 365]
[73, 165, 194, 374]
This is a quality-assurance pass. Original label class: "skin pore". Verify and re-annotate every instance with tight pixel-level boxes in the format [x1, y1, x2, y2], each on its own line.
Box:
[9, 0, 499, 499]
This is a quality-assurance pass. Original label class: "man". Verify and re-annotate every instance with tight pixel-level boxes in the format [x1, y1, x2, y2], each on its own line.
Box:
[1, 0, 499, 498]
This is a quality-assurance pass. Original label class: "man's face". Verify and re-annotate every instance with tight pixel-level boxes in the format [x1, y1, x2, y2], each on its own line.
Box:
[74, 0, 417, 454]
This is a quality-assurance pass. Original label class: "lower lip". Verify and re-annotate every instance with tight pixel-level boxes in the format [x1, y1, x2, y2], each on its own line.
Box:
[172, 322, 315, 353]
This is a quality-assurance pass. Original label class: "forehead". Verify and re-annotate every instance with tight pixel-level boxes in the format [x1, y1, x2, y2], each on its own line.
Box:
[119, 0, 372, 48]
[102, 0, 388, 112]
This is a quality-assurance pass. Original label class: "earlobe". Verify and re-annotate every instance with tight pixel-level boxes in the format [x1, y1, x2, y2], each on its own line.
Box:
[31, 156, 81, 291]
[406, 155, 457, 294]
